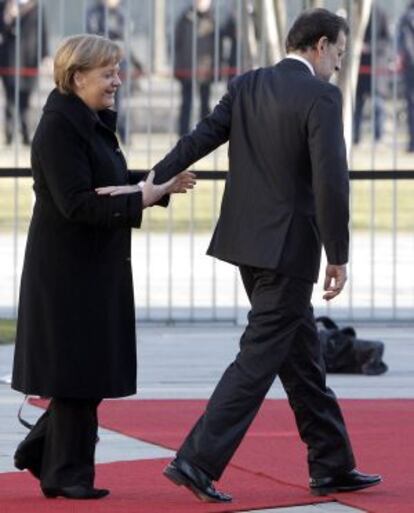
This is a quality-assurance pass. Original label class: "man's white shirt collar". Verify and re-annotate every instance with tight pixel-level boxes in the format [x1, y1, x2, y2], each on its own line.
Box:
[285, 54, 315, 76]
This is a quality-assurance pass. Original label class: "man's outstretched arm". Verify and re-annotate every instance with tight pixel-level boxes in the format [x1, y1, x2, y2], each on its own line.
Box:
[152, 87, 234, 185]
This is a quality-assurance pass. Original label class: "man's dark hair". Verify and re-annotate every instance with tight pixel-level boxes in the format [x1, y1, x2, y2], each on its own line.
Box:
[285, 8, 349, 53]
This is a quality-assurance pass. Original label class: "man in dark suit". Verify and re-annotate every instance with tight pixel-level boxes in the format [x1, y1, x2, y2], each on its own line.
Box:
[153, 8, 382, 503]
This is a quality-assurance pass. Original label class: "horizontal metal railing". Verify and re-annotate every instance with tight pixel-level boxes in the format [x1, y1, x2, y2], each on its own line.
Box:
[1, 171, 414, 324]
[2, 169, 414, 180]
[1, 0, 414, 324]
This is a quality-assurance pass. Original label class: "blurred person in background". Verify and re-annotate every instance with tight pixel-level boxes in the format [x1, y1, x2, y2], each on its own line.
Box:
[11, 33, 194, 500]
[219, 3, 255, 84]
[219, 9, 238, 82]
[398, 0, 414, 152]
[0, 0, 48, 145]
[353, 4, 391, 145]
[86, 0, 143, 143]
[174, 0, 215, 136]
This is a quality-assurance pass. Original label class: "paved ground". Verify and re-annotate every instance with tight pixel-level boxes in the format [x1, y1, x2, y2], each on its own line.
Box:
[0, 323, 413, 512]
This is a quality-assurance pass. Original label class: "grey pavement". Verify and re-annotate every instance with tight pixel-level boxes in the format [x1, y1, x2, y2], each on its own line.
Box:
[1, 323, 413, 512]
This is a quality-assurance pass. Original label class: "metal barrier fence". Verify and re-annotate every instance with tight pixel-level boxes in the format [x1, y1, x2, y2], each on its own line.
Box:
[1, 0, 414, 322]
[1, 170, 414, 323]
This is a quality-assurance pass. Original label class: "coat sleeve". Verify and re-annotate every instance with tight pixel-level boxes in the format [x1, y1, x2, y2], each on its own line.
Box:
[307, 85, 349, 265]
[152, 86, 233, 185]
[128, 171, 146, 184]
[36, 112, 143, 228]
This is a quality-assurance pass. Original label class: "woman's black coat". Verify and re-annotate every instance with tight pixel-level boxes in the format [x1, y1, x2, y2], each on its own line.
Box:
[12, 89, 145, 398]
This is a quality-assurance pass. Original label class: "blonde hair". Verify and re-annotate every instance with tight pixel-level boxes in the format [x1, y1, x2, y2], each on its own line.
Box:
[54, 34, 122, 94]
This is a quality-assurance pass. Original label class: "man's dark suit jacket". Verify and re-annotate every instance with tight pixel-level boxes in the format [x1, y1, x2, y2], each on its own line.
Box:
[153, 59, 349, 283]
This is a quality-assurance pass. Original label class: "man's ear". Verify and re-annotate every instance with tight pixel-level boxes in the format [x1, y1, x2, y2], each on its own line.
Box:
[315, 36, 329, 55]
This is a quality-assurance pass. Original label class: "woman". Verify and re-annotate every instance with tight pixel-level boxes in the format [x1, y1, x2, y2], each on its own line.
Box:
[11, 34, 194, 500]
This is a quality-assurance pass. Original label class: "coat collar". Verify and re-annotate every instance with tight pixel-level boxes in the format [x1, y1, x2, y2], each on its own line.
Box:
[285, 54, 315, 75]
[278, 58, 315, 76]
[43, 88, 118, 139]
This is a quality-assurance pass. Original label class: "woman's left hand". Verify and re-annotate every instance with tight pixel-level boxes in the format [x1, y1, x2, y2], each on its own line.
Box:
[95, 184, 140, 196]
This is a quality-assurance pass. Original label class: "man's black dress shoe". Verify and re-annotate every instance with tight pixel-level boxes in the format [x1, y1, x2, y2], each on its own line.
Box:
[310, 469, 382, 496]
[41, 485, 110, 500]
[163, 458, 232, 503]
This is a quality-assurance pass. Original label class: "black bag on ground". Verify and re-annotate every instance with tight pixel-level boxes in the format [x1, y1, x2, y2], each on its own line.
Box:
[316, 316, 388, 375]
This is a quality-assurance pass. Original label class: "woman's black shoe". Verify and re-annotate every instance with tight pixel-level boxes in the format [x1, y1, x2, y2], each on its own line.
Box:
[41, 485, 110, 499]
[14, 450, 41, 479]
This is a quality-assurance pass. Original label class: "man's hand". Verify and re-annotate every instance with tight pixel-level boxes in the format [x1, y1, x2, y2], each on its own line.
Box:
[141, 170, 196, 207]
[159, 170, 196, 195]
[323, 264, 347, 301]
[95, 170, 196, 208]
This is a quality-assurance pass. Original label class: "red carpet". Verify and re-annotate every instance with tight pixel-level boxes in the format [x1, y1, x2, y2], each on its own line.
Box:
[0, 459, 327, 512]
[18, 398, 414, 513]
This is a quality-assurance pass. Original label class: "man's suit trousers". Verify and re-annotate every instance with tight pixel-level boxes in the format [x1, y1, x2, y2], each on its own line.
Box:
[177, 266, 356, 480]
